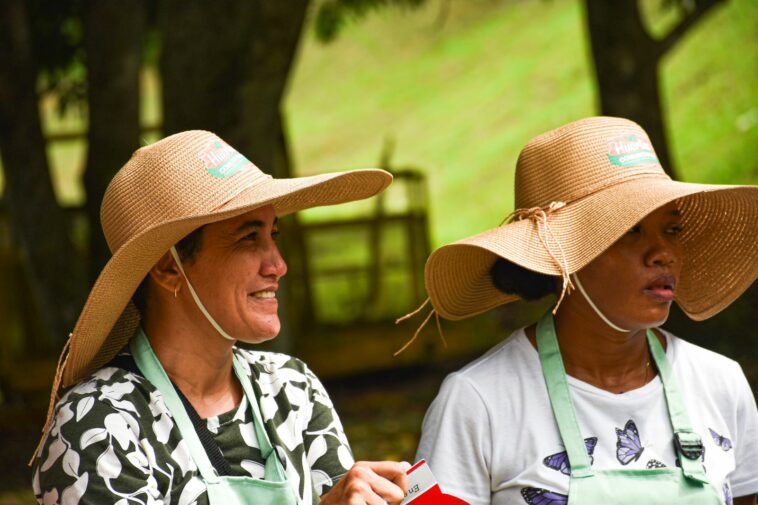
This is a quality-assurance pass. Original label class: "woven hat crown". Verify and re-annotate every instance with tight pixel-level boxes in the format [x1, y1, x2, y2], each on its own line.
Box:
[101, 131, 270, 253]
[515, 117, 669, 209]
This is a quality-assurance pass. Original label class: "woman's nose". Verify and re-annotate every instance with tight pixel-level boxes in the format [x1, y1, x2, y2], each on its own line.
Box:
[645, 233, 679, 268]
[262, 244, 288, 279]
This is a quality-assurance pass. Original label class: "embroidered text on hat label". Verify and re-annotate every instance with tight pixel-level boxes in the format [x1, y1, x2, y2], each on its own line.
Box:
[199, 139, 251, 178]
[607, 134, 659, 167]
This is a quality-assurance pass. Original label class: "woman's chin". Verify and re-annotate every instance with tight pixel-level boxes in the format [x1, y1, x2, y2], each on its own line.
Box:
[629, 307, 671, 330]
[237, 323, 281, 344]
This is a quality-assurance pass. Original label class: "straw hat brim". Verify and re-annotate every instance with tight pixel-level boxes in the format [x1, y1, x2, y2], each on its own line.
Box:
[62, 169, 391, 387]
[425, 177, 758, 321]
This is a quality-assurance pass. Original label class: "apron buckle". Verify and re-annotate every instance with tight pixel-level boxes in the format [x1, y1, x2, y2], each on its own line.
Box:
[674, 432, 704, 460]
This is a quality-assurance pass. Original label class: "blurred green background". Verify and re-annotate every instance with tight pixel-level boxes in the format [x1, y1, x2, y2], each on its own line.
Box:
[0, 0, 756, 502]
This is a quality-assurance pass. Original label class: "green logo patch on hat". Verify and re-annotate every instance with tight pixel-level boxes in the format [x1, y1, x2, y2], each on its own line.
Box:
[198, 140, 251, 178]
[607, 134, 659, 167]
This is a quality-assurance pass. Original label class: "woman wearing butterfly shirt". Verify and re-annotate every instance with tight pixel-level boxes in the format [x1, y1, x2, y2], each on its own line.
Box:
[31, 131, 410, 505]
[413, 117, 758, 505]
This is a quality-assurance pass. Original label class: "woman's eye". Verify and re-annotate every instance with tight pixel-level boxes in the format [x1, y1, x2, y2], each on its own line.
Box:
[271, 230, 280, 241]
[243, 232, 258, 241]
[627, 225, 641, 235]
[667, 225, 684, 235]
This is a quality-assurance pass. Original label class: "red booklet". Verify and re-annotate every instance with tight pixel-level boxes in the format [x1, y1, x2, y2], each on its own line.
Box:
[401, 460, 469, 505]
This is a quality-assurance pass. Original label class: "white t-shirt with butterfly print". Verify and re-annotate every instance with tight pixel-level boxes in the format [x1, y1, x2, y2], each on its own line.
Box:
[416, 328, 758, 505]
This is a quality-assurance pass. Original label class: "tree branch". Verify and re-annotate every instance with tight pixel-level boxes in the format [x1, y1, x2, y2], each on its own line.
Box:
[656, 0, 725, 57]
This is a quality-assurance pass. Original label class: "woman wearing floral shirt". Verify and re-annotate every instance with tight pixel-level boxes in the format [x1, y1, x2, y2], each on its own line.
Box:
[32, 131, 409, 504]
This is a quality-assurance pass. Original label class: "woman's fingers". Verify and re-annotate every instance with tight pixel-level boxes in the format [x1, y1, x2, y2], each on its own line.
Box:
[355, 460, 412, 504]
[319, 460, 411, 505]
[390, 461, 412, 494]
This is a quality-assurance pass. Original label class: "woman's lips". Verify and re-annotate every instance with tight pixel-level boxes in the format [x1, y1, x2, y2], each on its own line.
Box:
[644, 287, 675, 302]
[643, 274, 677, 302]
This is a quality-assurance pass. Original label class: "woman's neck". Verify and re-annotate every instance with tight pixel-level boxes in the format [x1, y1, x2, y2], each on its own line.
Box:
[142, 307, 243, 418]
[526, 301, 664, 394]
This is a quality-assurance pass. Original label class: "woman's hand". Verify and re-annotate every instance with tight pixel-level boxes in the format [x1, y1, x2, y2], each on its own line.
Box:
[319, 460, 411, 505]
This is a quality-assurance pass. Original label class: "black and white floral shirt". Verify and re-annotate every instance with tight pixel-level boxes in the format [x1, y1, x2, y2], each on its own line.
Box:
[33, 347, 354, 504]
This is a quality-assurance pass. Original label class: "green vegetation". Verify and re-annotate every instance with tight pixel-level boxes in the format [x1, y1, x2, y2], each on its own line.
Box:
[4, 0, 754, 248]
[287, 0, 758, 246]
[1, 0, 755, 327]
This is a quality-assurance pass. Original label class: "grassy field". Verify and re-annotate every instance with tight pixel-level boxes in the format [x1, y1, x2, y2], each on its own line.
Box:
[287, 0, 758, 246]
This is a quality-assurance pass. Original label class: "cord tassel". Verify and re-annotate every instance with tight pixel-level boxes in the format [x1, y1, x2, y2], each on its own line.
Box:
[394, 297, 430, 324]
[394, 308, 435, 356]
[504, 201, 574, 313]
[435, 312, 448, 348]
[394, 296, 449, 354]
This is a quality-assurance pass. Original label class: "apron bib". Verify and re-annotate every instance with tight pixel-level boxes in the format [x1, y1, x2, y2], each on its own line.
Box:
[130, 330, 300, 505]
[536, 314, 723, 504]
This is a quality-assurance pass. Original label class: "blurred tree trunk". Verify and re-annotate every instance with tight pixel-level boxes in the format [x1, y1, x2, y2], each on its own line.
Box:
[277, 112, 315, 338]
[160, 0, 310, 350]
[0, 0, 86, 350]
[160, 0, 308, 176]
[83, 0, 146, 280]
[584, 0, 725, 179]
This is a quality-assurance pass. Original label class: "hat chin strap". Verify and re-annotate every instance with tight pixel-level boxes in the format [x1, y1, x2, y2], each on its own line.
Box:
[169, 247, 237, 342]
[571, 273, 630, 333]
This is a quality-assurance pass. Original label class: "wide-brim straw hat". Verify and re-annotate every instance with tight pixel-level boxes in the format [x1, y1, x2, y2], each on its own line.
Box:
[58, 130, 392, 389]
[425, 116, 758, 321]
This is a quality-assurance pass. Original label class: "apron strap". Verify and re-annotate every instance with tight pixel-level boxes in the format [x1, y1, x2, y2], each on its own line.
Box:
[537, 315, 709, 484]
[130, 329, 298, 502]
[130, 329, 289, 483]
[646, 330, 708, 484]
[108, 352, 233, 476]
[130, 329, 224, 483]
[130, 330, 291, 484]
[232, 356, 288, 481]
[536, 314, 593, 477]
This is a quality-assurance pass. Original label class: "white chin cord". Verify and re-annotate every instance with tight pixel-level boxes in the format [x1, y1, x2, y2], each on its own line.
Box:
[170, 246, 237, 341]
[571, 273, 630, 333]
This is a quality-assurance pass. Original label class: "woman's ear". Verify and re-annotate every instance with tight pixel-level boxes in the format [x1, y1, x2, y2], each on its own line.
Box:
[148, 250, 182, 296]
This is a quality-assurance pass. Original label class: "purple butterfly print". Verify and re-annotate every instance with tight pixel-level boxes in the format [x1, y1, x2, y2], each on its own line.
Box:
[709, 428, 733, 451]
[616, 419, 644, 465]
[646, 459, 666, 469]
[723, 482, 733, 505]
[543, 437, 598, 475]
[521, 487, 568, 505]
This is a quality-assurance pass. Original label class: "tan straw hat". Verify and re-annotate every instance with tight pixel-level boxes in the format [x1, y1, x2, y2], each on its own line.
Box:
[425, 116, 758, 321]
[57, 130, 391, 389]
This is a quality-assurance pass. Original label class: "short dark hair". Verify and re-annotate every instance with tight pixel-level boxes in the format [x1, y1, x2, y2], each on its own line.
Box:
[490, 257, 558, 300]
[132, 226, 205, 314]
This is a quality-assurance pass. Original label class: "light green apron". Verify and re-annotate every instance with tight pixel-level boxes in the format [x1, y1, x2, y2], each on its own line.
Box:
[536, 314, 723, 504]
[130, 330, 300, 505]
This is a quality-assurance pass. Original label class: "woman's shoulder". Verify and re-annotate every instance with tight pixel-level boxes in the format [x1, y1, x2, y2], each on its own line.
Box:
[665, 330, 743, 373]
[234, 347, 306, 369]
[664, 331, 749, 396]
[61, 359, 155, 410]
[233, 347, 319, 385]
[232, 348, 338, 414]
[441, 327, 537, 393]
[36, 361, 163, 467]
